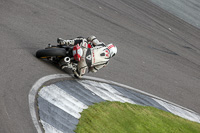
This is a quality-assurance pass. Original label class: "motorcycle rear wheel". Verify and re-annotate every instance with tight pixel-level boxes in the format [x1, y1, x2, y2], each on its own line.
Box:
[36, 48, 67, 58]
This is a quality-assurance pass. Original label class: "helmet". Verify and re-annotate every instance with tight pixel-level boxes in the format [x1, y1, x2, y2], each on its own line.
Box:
[107, 43, 117, 57]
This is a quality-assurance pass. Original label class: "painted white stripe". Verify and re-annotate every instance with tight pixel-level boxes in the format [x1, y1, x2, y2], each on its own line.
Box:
[78, 80, 135, 104]
[99, 82, 123, 95]
[79, 81, 114, 101]
[40, 120, 63, 133]
[99, 82, 135, 104]
[153, 98, 200, 123]
[41, 84, 88, 110]
[39, 84, 88, 119]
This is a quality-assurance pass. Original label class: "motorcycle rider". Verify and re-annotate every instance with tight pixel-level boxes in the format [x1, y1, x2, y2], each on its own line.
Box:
[57, 35, 117, 78]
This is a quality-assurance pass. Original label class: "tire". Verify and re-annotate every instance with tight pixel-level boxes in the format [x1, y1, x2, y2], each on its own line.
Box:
[36, 48, 67, 58]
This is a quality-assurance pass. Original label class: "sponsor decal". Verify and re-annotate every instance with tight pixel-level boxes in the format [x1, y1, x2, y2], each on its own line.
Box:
[86, 55, 91, 60]
[92, 51, 95, 63]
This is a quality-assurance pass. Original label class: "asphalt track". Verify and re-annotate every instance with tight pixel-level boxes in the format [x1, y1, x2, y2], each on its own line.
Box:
[0, 0, 200, 133]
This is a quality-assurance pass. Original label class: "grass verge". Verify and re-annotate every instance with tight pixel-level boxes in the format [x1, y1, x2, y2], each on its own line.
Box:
[75, 101, 200, 133]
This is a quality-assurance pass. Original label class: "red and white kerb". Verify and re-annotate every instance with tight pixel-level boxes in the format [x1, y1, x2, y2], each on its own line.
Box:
[73, 44, 83, 61]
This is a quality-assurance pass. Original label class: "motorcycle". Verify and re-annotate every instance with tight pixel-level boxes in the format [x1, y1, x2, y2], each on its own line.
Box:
[36, 38, 86, 73]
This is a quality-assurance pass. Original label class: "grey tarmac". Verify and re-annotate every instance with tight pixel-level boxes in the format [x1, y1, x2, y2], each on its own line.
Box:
[0, 0, 200, 132]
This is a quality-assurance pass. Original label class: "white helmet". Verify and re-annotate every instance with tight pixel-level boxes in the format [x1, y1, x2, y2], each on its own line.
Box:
[107, 43, 117, 57]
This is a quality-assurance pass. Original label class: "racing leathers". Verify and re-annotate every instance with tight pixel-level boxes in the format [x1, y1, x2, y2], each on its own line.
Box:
[58, 36, 111, 78]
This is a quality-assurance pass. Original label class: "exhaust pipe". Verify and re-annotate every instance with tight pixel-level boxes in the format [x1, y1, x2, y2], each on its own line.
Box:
[64, 57, 70, 63]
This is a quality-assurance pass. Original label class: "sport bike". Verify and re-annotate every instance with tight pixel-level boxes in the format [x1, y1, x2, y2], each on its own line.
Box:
[36, 38, 85, 72]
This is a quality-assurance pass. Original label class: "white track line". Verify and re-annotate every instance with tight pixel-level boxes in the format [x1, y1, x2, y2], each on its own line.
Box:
[154, 99, 200, 122]
[79, 80, 135, 104]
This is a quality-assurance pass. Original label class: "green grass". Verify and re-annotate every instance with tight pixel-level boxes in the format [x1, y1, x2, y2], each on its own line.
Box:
[75, 101, 200, 133]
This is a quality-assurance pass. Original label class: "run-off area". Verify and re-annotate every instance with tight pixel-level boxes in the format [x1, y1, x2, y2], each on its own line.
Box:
[37, 79, 200, 133]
